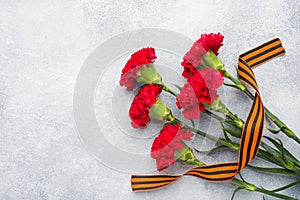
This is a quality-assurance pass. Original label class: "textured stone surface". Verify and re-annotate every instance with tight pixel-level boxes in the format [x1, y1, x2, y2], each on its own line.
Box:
[1, 0, 300, 199]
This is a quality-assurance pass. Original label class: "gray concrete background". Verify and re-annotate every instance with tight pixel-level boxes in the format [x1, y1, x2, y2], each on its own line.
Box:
[1, 0, 300, 199]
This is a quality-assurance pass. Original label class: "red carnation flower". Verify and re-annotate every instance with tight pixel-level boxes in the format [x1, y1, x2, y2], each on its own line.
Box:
[188, 69, 223, 104]
[196, 32, 224, 56]
[198, 67, 224, 90]
[151, 124, 193, 171]
[120, 47, 157, 90]
[176, 68, 224, 119]
[181, 60, 197, 79]
[129, 84, 162, 128]
[181, 33, 224, 78]
[176, 83, 204, 119]
[134, 84, 162, 107]
[129, 101, 150, 128]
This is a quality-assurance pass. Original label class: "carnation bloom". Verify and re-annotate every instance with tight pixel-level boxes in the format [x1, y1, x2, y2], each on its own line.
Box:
[129, 101, 150, 128]
[120, 47, 162, 90]
[176, 83, 203, 119]
[196, 32, 224, 55]
[181, 60, 197, 78]
[151, 124, 193, 171]
[176, 68, 224, 119]
[129, 84, 162, 128]
[134, 83, 162, 107]
[181, 33, 224, 78]
[129, 84, 172, 128]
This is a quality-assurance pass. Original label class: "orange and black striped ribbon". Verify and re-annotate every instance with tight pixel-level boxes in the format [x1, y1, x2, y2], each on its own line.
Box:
[131, 38, 286, 192]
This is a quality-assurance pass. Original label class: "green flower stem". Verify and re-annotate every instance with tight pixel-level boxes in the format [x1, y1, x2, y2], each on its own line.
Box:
[161, 85, 177, 96]
[220, 68, 246, 92]
[173, 118, 240, 151]
[231, 178, 298, 200]
[204, 109, 224, 121]
[222, 69, 300, 144]
[223, 107, 244, 129]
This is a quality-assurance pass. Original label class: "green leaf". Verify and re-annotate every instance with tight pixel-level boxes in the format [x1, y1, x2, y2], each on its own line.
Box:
[221, 123, 232, 141]
[256, 187, 298, 200]
[223, 82, 239, 89]
[172, 83, 182, 91]
[264, 137, 294, 170]
[275, 138, 290, 165]
[190, 119, 195, 128]
[260, 142, 282, 164]
[270, 180, 300, 193]
[194, 145, 228, 155]
[267, 127, 281, 134]
[263, 136, 300, 167]
[231, 187, 242, 200]
[248, 165, 294, 175]
[238, 173, 246, 182]
[264, 136, 294, 159]
[222, 127, 242, 138]
[257, 150, 284, 167]
[234, 65, 238, 72]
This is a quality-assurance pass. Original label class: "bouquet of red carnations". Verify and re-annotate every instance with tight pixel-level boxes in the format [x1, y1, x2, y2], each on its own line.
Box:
[119, 33, 300, 199]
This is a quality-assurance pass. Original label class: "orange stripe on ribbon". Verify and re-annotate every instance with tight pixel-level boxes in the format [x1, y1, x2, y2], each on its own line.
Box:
[131, 38, 285, 192]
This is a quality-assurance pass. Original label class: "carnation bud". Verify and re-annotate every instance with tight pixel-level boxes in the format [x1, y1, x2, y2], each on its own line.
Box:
[135, 64, 163, 85]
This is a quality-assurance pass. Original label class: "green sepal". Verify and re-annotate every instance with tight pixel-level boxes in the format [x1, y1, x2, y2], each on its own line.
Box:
[201, 50, 224, 70]
[231, 178, 256, 192]
[174, 144, 204, 166]
[149, 99, 171, 121]
[136, 64, 163, 85]
[203, 98, 226, 113]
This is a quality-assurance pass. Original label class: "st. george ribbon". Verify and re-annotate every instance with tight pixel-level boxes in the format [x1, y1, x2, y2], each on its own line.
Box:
[131, 38, 286, 192]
